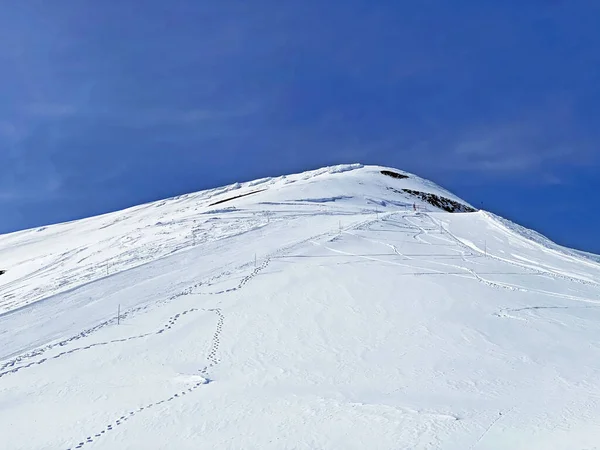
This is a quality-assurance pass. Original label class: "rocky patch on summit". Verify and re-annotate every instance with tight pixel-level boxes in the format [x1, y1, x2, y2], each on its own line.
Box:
[390, 188, 476, 213]
[380, 170, 409, 180]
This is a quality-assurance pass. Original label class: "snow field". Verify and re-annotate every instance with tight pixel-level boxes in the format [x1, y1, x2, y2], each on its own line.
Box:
[1, 165, 600, 449]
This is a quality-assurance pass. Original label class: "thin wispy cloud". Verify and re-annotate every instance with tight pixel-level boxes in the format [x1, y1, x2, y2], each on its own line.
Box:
[450, 123, 577, 173]
[115, 104, 261, 128]
[16, 103, 261, 127]
[0, 1, 598, 251]
[0, 121, 22, 142]
[0, 171, 63, 203]
[22, 103, 78, 118]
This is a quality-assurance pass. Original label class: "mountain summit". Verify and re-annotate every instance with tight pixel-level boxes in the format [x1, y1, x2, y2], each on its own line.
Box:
[2, 164, 600, 450]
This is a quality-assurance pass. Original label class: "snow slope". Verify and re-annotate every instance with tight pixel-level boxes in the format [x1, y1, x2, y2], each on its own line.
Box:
[1, 164, 600, 450]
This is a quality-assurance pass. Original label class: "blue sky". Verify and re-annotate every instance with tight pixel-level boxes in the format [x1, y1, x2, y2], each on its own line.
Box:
[1, 1, 599, 253]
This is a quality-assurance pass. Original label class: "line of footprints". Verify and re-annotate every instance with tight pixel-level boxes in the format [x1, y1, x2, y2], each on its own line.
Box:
[0, 253, 276, 449]
[2, 256, 272, 380]
[67, 308, 224, 450]
[64, 255, 272, 448]
[208, 258, 271, 295]
[0, 309, 198, 380]
[0, 264, 240, 375]
[0, 303, 154, 374]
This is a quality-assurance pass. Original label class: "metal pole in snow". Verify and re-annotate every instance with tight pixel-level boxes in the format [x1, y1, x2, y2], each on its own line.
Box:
[254, 253, 257, 267]
[117, 304, 120, 325]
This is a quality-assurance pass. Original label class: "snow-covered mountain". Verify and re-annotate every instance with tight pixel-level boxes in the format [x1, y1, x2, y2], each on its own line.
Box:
[1, 164, 600, 450]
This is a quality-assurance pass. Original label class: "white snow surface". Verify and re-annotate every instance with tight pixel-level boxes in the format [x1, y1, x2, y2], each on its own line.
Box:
[1, 164, 600, 450]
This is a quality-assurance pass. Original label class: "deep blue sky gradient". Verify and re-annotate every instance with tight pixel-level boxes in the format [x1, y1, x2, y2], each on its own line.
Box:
[1, 1, 599, 252]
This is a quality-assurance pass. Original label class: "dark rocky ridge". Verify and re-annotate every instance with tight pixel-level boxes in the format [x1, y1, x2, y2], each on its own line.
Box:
[208, 189, 266, 206]
[402, 189, 476, 213]
[380, 170, 409, 180]
[386, 187, 476, 213]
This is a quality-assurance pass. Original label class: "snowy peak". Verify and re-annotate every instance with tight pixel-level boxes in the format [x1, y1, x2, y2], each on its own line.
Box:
[2, 163, 600, 450]
[0, 163, 473, 314]
[186, 163, 476, 216]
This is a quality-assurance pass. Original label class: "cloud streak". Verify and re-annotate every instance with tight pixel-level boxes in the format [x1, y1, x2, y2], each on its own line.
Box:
[22, 103, 78, 118]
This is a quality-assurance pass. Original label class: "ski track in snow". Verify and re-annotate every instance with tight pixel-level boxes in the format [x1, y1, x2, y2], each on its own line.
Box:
[439, 215, 600, 289]
[468, 408, 514, 450]
[343, 213, 600, 321]
[346, 214, 524, 290]
[415, 214, 600, 322]
[405, 213, 600, 302]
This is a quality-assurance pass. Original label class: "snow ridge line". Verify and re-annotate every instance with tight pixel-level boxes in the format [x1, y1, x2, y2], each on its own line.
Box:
[66, 308, 222, 450]
[0, 308, 199, 380]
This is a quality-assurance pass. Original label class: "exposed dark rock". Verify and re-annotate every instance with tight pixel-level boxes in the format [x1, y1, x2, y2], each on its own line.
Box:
[0, 270, 5, 276]
[208, 189, 266, 207]
[401, 189, 476, 213]
[380, 170, 409, 180]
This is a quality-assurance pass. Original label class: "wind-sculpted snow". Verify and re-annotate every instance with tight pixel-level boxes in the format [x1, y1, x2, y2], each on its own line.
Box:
[0, 164, 476, 314]
[1, 165, 600, 450]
